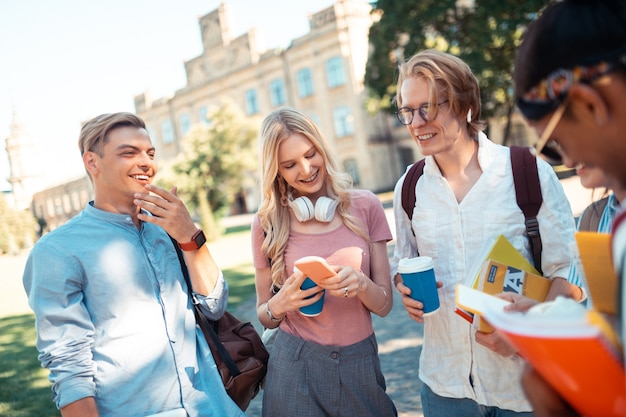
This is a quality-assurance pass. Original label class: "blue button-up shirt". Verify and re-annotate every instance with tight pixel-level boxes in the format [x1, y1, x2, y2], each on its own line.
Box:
[23, 202, 244, 417]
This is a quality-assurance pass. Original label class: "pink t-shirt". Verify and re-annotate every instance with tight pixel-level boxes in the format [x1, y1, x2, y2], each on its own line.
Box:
[251, 189, 391, 346]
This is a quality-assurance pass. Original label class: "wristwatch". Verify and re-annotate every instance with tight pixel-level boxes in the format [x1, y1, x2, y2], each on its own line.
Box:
[266, 299, 285, 322]
[178, 230, 207, 251]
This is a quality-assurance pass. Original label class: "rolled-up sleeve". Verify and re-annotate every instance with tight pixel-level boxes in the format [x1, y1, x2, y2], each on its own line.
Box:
[194, 270, 228, 320]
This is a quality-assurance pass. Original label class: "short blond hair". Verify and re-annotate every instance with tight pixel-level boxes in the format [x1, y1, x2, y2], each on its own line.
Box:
[79, 112, 146, 156]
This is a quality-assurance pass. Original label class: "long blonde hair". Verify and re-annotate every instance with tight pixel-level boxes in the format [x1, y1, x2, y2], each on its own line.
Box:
[257, 107, 369, 288]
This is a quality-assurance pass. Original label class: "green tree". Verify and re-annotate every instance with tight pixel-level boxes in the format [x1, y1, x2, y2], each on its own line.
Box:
[365, 0, 547, 143]
[0, 194, 38, 254]
[167, 100, 259, 241]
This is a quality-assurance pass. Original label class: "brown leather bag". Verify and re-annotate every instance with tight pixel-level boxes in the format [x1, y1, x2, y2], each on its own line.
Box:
[170, 236, 269, 411]
[194, 308, 269, 411]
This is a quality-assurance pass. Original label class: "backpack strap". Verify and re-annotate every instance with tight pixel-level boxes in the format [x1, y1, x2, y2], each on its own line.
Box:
[510, 146, 544, 275]
[401, 159, 426, 236]
[578, 196, 610, 232]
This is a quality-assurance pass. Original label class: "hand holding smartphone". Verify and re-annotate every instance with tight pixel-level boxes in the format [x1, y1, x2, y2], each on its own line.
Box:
[294, 256, 335, 285]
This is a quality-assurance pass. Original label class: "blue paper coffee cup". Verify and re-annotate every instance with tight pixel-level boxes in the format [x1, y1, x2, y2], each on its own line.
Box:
[299, 277, 325, 317]
[398, 256, 440, 315]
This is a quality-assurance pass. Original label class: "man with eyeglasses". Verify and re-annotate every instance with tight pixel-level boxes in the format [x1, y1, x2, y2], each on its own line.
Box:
[389, 49, 581, 417]
[513, 1, 626, 416]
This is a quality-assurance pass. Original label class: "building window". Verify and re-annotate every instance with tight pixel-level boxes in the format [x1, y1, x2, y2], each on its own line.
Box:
[161, 120, 174, 145]
[326, 56, 346, 88]
[269, 78, 286, 107]
[333, 106, 354, 137]
[296, 68, 314, 98]
[179, 113, 191, 136]
[245, 89, 259, 115]
[199, 106, 210, 124]
[343, 158, 360, 186]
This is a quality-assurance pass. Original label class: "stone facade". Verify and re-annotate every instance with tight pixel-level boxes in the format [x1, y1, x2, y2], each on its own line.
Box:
[30, 176, 93, 233]
[134, 0, 414, 212]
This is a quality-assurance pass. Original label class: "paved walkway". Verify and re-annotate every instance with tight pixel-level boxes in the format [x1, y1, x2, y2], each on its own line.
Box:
[0, 175, 596, 416]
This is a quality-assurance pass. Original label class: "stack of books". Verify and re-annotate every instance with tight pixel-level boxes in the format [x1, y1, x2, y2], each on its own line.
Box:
[454, 232, 625, 417]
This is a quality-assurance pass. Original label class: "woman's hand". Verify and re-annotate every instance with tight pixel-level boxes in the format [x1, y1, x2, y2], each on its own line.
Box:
[317, 265, 366, 298]
[269, 269, 324, 316]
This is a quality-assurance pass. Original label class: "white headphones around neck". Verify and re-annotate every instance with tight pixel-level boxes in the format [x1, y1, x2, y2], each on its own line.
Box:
[288, 195, 338, 222]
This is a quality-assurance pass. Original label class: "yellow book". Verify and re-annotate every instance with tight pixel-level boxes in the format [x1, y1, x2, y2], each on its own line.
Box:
[475, 259, 551, 332]
[465, 234, 539, 289]
[575, 231, 616, 315]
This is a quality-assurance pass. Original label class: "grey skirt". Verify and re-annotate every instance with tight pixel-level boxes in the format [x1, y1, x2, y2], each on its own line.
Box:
[262, 329, 397, 417]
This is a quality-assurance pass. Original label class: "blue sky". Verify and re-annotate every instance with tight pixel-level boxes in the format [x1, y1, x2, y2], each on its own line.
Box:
[0, 0, 338, 191]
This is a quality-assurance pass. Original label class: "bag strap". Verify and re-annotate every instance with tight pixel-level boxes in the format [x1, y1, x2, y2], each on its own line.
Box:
[510, 146, 543, 275]
[401, 159, 426, 236]
[578, 196, 610, 232]
[168, 235, 241, 378]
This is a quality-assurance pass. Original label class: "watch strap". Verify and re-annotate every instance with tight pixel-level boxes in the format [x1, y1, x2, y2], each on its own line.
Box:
[178, 229, 206, 251]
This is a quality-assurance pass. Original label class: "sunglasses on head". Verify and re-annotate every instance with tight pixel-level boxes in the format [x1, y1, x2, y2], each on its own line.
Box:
[531, 98, 568, 165]
[521, 52, 626, 165]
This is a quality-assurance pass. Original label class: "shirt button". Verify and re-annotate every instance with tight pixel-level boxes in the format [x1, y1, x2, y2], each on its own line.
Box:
[330, 352, 339, 359]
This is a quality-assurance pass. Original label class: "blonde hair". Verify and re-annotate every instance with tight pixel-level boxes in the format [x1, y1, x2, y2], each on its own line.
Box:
[79, 112, 146, 156]
[395, 49, 485, 138]
[257, 107, 369, 288]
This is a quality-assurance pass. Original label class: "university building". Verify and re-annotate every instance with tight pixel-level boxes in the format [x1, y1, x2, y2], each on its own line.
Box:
[134, 0, 415, 207]
[10, 0, 534, 232]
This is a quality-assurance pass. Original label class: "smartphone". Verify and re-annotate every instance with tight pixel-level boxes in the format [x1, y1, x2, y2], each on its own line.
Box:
[294, 256, 335, 285]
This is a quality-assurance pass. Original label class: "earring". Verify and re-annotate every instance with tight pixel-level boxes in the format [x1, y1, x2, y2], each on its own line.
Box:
[466, 108, 472, 124]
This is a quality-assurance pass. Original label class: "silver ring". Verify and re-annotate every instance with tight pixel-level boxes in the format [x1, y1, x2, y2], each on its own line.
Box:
[343, 286, 349, 298]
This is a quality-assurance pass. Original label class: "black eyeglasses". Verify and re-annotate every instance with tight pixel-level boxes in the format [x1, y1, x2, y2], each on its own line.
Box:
[395, 100, 449, 125]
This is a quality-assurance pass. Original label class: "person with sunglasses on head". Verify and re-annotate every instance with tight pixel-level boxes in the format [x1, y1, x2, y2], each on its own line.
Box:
[390, 49, 582, 417]
[512, 1, 626, 416]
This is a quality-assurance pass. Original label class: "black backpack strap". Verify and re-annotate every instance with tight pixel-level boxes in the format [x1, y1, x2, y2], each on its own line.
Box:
[401, 159, 426, 236]
[510, 146, 543, 275]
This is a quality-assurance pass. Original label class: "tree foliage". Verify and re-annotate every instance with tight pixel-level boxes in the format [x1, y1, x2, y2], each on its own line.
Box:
[365, 0, 547, 135]
[166, 100, 259, 241]
[0, 194, 38, 254]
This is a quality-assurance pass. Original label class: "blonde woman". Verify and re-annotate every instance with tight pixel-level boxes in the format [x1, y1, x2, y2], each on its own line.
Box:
[251, 107, 397, 417]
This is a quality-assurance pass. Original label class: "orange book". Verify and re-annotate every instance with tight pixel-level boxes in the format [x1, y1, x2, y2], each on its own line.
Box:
[456, 285, 626, 417]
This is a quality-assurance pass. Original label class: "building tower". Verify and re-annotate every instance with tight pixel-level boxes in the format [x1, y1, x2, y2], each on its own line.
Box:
[4, 109, 42, 210]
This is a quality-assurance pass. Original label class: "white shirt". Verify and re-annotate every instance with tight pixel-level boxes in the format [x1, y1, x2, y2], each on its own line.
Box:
[390, 133, 575, 412]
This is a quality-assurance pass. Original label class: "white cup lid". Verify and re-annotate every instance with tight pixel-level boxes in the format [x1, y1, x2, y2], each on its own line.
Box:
[397, 256, 434, 273]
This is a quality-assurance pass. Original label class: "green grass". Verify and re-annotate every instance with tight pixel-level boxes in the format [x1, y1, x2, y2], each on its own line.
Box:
[0, 264, 256, 416]
[0, 314, 60, 417]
